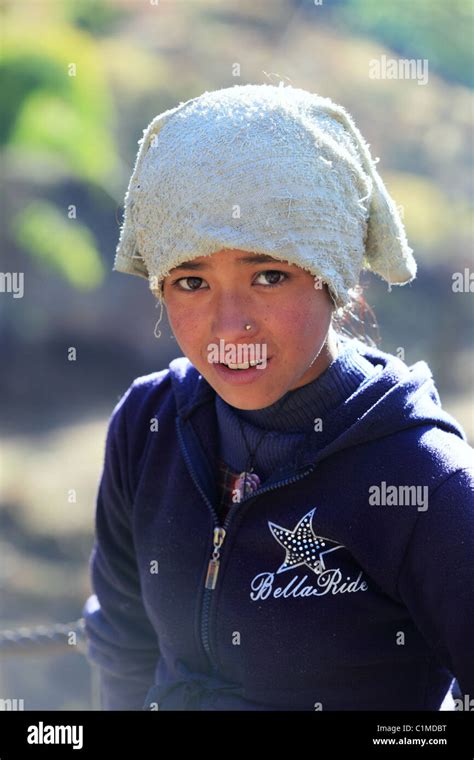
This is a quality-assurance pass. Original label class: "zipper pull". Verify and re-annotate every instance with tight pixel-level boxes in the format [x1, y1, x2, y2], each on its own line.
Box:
[205, 527, 226, 590]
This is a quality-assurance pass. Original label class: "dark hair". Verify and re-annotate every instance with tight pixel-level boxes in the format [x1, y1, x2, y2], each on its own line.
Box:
[331, 283, 381, 348]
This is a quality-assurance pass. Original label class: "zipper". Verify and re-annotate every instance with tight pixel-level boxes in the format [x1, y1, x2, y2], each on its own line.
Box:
[176, 417, 315, 669]
[205, 527, 226, 590]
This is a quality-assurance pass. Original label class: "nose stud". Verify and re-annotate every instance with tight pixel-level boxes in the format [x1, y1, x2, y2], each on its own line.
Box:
[245, 324, 252, 331]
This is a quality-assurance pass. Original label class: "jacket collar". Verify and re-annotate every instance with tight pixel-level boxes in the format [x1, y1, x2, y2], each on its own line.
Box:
[169, 357, 215, 420]
[168, 344, 466, 476]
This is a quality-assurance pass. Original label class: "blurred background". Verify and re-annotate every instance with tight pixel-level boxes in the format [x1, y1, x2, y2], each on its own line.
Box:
[0, 0, 472, 709]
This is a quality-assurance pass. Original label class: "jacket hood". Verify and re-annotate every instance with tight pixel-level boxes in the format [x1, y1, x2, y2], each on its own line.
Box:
[168, 338, 467, 471]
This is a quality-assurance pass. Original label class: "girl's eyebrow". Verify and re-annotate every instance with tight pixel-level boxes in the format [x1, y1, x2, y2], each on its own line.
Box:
[172, 254, 283, 271]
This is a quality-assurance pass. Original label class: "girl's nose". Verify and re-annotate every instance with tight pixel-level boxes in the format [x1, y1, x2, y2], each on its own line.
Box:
[210, 293, 256, 343]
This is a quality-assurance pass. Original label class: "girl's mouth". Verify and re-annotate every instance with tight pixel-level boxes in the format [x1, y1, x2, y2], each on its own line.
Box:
[212, 358, 272, 385]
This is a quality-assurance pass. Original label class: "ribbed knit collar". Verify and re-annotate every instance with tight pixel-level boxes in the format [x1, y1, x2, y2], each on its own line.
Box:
[214, 335, 378, 479]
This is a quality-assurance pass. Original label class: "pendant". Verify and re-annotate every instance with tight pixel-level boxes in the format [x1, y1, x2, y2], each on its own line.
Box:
[234, 471, 261, 501]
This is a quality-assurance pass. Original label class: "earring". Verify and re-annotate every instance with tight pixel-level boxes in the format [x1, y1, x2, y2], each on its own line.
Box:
[153, 297, 175, 339]
[154, 299, 164, 339]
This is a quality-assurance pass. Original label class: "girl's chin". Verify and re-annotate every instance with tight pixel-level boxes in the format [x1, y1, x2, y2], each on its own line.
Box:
[211, 378, 286, 410]
[217, 390, 279, 411]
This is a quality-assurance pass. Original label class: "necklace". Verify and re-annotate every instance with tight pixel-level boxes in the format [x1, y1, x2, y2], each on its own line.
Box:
[233, 391, 309, 502]
[229, 333, 341, 502]
[233, 423, 269, 500]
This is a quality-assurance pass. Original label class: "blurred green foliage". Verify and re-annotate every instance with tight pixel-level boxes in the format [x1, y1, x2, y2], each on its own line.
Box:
[1, 17, 119, 285]
[385, 172, 472, 256]
[338, 0, 474, 88]
[1, 24, 117, 180]
[12, 201, 105, 289]
[63, 0, 131, 37]
[2, 0, 472, 289]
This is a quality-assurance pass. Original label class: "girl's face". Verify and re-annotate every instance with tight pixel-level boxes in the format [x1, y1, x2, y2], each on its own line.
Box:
[162, 249, 338, 410]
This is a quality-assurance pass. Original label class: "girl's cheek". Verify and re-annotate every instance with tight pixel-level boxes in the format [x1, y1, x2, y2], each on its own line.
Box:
[167, 306, 195, 339]
[276, 308, 316, 334]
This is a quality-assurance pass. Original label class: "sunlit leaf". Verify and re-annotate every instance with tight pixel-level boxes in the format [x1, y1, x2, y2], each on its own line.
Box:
[12, 201, 105, 289]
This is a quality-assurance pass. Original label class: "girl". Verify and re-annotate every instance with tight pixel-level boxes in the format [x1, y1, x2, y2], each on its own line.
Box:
[82, 84, 474, 711]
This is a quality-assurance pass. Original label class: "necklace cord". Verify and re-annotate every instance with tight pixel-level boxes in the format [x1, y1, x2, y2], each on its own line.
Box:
[234, 390, 312, 498]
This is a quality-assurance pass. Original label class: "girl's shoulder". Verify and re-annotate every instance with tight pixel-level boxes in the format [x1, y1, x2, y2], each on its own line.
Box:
[109, 357, 205, 446]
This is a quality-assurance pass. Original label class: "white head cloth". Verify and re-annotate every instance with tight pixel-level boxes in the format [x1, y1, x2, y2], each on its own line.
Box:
[114, 83, 417, 309]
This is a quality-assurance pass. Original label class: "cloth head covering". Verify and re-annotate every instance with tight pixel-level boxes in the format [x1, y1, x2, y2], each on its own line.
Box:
[113, 83, 416, 309]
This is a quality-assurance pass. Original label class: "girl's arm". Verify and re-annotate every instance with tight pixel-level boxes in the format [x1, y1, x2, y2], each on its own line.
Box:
[82, 388, 161, 710]
[396, 464, 474, 701]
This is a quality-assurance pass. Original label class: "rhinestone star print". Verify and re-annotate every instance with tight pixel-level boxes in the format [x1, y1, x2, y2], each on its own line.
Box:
[268, 508, 344, 576]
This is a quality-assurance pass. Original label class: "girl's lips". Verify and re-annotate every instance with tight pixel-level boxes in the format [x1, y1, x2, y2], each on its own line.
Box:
[211, 358, 272, 385]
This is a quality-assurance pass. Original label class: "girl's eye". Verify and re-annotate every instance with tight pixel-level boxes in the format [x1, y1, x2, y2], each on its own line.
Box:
[172, 269, 290, 293]
[174, 276, 208, 291]
[254, 270, 288, 287]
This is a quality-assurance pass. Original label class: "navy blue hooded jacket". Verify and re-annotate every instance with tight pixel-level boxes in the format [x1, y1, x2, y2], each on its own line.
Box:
[82, 340, 474, 710]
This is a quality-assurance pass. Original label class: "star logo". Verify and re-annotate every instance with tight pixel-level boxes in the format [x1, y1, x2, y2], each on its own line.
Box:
[268, 508, 344, 576]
